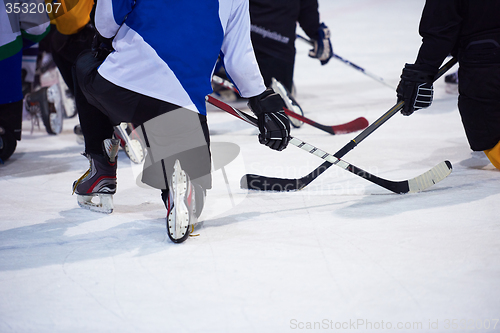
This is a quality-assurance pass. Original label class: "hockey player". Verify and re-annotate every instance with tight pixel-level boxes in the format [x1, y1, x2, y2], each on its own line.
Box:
[396, 0, 500, 170]
[73, 0, 291, 243]
[248, 0, 332, 128]
[39, 0, 94, 138]
[249, 0, 333, 93]
[0, 0, 50, 163]
[43, 0, 94, 97]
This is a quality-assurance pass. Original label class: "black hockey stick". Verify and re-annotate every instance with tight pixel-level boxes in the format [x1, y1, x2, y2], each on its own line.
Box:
[335, 57, 457, 158]
[211, 75, 369, 135]
[230, 57, 457, 192]
[206, 95, 452, 194]
[297, 34, 396, 89]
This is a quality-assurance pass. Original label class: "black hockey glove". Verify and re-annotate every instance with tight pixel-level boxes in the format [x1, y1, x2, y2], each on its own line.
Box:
[89, 2, 113, 60]
[396, 63, 436, 116]
[91, 33, 114, 60]
[248, 88, 291, 151]
[308, 23, 333, 65]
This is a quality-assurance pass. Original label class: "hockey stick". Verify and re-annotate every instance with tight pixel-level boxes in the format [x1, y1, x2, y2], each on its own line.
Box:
[297, 34, 396, 90]
[335, 57, 458, 157]
[206, 95, 452, 194]
[211, 75, 369, 135]
[232, 57, 458, 192]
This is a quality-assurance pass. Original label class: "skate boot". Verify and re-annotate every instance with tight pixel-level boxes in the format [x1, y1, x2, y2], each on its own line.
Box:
[164, 160, 204, 243]
[444, 71, 458, 95]
[72, 138, 120, 214]
[74, 124, 84, 145]
[25, 84, 64, 135]
[0, 126, 17, 164]
[113, 123, 145, 164]
[271, 77, 304, 128]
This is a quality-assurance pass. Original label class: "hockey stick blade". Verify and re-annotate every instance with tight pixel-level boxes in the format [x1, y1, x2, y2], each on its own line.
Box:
[206, 95, 453, 194]
[211, 75, 369, 135]
[240, 135, 452, 193]
[242, 160, 452, 194]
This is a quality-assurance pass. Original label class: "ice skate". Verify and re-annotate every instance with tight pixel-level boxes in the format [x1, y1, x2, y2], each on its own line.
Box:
[113, 123, 146, 164]
[56, 69, 77, 118]
[72, 139, 120, 214]
[271, 77, 304, 128]
[0, 126, 17, 164]
[164, 160, 204, 243]
[444, 71, 458, 95]
[74, 124, 84, 145]
[25, 84, 64, 135]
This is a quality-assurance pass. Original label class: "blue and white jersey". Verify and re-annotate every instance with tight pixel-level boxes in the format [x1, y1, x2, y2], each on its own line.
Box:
[95, 0, 266, 115]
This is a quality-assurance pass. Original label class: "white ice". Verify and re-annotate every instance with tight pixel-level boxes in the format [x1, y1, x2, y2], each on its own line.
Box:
[1, 1, 499, 332]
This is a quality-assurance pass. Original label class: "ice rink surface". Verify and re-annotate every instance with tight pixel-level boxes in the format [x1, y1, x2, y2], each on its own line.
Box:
[1, 1, 499, 332]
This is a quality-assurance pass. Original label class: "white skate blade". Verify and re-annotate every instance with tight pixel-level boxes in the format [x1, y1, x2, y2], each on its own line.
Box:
[168, 161, 190, 241]
[77, 194, 114, 214]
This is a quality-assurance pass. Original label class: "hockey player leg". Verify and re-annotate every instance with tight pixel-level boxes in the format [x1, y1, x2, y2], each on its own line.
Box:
[72, 138, 120, 213]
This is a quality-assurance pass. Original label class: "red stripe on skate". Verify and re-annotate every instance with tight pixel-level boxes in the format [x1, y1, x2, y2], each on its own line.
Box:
[87, 176, 115, 193]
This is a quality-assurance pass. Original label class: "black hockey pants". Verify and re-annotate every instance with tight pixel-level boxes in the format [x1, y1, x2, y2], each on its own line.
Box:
[254, 50, 295, 92]
[74, 51, 211, 190]
[458, 37, 500, 151]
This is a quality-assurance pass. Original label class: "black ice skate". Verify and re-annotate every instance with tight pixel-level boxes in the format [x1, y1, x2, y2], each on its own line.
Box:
[72, 139, 120, 214]
[271, 77, 304, 128]
[164, 160, 203, 243]
[73, 124, 84, 145]
[444, 71, 458, 95]
[0, 126, 17, 164]
[25, 84, 64, 135]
